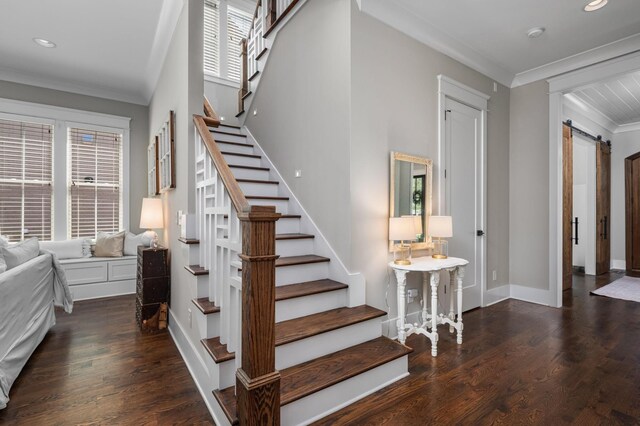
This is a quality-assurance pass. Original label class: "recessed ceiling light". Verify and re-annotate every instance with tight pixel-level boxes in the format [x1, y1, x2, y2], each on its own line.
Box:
[33, 38, 56, 48]
[527, 27, 545, 39]
[584, 0, 608, 12]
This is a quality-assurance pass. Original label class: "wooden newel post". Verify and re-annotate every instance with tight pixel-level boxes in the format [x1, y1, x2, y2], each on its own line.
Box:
[238, 39, 249, 114]
[236, 205, 281, 425]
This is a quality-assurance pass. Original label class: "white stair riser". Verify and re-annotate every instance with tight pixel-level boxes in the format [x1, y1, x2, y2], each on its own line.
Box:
[275, 318, 382, 370]
[218, 359, 236, 389]
[196, 275, 208, 299]
[276, 217, 300, 234]
[216, 142, 254, 155]
[249, 198, 289, 214]
[239, 181, 280, 197]
[187, 244, 200, 265]
[276, 262, 328, 286]
[221, 153, 261, 168]
[281, 356, 409, 426]
[194, 310, 220, 340]
[276, 289, 348, 322]
[276, 237, 314, 258]
[211, 132, 247, 143]
[229, 167, 270, 180]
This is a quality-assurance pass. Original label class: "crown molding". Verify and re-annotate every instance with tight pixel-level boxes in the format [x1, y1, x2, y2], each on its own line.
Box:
[514, 33, 640, 89]
[563, 93, 617, 135]
[357, 0, 514, 87]
[615, 121, 640, 134]
[0, 65, 148, 105]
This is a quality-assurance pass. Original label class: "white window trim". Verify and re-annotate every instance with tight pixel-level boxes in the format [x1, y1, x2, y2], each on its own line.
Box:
[0, 97, 131, 241]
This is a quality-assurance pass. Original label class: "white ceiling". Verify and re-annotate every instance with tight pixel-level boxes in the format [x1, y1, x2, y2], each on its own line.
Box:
[571, 70, 640, 127]
[0, 0, 181, 105]
[359, 0, 640, 87]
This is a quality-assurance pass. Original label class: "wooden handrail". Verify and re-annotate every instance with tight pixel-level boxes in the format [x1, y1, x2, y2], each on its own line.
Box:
[264, 0, 300, 38]
[203, 96, 221, 127]
[193, 115, 249, 213]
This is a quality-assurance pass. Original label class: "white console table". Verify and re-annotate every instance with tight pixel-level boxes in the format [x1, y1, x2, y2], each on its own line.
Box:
[390, 256, 468, 357]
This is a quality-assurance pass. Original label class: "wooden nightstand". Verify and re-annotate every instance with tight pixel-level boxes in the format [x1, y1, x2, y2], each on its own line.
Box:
[136, 246, 170, 331]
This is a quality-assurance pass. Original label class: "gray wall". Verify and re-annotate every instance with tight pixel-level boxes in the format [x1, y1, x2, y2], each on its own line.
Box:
[509, 81, 550, 289]
[204, 80, 241, 127]
[148, 0, 203, 344]
[350, 1, 511, 315]
[611, 129, 640, 266]
[244, 0, 353, 264]
[0, 79, 149, 234]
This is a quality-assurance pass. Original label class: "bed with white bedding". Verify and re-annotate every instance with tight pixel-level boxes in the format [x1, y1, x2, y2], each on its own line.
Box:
[0, 251, 73, 410]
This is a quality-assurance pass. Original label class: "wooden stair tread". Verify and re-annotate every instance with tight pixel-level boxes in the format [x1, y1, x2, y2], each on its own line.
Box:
[185, 265, 208, 276]
[235, 110, 245, 118]
[215, 140, 253, 148]
[246, 195, 289, 200]
[228, 164, 269, 171]
[279, 214, 302, 219]
[248, 70, 260, 81]
[220, 151, 261, 159]
[214, 337, 411, 423]
[276, 254, 329, 267]
[275, 279, 348, 301]
[256, 47, 268, 60]
[212, 129, 246, 138]
[191, 298, 220, 315]
[275, 233, 314, 240]
[178, 237, 199, 245]
[242, 91, 253, 100]
[237, 178, 279, 185]
[201, 337, 234, 363]
[275, 305, 385, 346]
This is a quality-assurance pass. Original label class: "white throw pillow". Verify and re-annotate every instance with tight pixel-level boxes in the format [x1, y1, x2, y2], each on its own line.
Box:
[0, 236, 8, 247]
[0, 238, 40, 270]
[124, 232, 151, 256]
[40, 239, 92, 260]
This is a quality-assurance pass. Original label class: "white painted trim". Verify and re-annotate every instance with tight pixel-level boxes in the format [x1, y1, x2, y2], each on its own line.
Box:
[168, 310, 227, 425]
[563, 93, 618, 134]
[514, 35, 640, 89]
[510, 284, 551, 306]
[615, 121, 640, 134]
[484, 284, 510, 307]
[144, 0, 185, 104]
[611, 259, 627, 270]
[204, 73, 241, 89]
[356, 0, 513, 87]
[69, 280, 135, 301]
[438, 75, 489, 309]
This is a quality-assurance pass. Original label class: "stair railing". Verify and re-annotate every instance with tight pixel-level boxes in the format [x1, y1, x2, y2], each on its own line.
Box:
[194, 109, 281, 424]
[238, 0, 301, 115]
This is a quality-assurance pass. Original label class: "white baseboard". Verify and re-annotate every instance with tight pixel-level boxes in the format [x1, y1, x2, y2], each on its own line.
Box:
[509, 284, 551, 306]
[484, 285, 510, 306]
[168, 309, 230, 426]
[611, 259, 626, 270]
[69, 280, 135, 301]
[381, 311, 421, 340]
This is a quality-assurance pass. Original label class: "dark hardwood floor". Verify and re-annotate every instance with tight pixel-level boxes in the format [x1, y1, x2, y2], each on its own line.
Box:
[0, 295, 213, 425]
[2, 273, 638, 425]
[314, 271, 640, 425]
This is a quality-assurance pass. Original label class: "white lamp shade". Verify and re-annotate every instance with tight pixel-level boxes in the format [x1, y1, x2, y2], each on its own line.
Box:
[140, 198, 164, 229]
[404, 215, 423, 235]
[389, 216, 418, 241]
[428, 216, 453, 238]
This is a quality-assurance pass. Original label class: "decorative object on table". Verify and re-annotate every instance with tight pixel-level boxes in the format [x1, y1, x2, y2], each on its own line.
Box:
[389, 216, 419, 265]
[157, 110, 176, 191]
[147, 135, 159, 196]
[429, 215, 453, 259]
[136, 246, 170, 332]
[389, 151, 433, 252]
[140, 198, 164, 248]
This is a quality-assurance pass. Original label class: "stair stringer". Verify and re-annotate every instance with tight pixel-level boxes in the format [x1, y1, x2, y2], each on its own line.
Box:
[244, 127, 366, 307]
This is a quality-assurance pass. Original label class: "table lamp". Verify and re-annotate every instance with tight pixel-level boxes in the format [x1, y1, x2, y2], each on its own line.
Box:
[428, 215, 452, 259]
[389, 216, 419, 265]
[140, 198, 164, 248]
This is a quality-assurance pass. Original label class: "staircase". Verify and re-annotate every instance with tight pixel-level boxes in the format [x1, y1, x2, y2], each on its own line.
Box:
[184, 112, 411, 425]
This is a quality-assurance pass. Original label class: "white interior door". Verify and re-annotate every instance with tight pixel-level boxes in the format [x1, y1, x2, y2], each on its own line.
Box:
[444, 97, 484, 311]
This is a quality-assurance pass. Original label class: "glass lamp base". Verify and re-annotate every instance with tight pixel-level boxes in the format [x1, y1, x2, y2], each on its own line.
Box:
[432, 239, 448, 259]
[394, 243, 412, 265]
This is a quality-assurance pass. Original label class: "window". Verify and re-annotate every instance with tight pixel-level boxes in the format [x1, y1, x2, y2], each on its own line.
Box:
[227, 6, 252, 81]
[204, 1, 252, 82]
[68, 127, 123, 239]
[0, 118, 53, 242]
[204, 0, 220, 76]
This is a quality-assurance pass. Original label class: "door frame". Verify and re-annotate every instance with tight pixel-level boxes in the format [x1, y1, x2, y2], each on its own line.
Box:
[625, 151, 640, 276]
[437, 75, 490, 308]
[548, 51, 640, 307]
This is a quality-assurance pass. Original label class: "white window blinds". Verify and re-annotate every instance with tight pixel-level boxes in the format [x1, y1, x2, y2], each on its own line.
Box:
[68, 127, 122, 239]
[227, 6, 252, 81]
[0, 118, 53, 242]
[204, 0, 220, 76]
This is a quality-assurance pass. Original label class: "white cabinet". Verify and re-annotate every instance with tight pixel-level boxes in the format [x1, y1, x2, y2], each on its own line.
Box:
[60, 256, 137, 300]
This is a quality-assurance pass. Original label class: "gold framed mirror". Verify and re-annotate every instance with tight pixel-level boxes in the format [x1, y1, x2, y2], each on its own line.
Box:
[389, 151, 433, 251]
